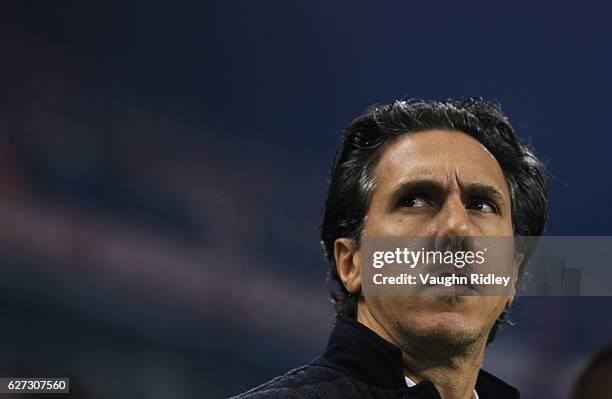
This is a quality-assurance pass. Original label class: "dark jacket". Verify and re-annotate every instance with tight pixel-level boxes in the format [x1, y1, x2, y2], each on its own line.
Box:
[231, 318, 520, 398]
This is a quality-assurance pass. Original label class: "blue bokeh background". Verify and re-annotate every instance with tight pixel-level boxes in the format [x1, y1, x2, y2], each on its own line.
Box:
[0, 2, 610, 398]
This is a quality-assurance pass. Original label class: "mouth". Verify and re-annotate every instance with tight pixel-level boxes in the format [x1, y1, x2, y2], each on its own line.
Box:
[424, 271, 479, 296]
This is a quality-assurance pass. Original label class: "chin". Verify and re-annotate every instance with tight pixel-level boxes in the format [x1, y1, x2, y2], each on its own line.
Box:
[391, 302, 490, 351]
[416, 314, 483, 341]
[395, 314, 488, 356]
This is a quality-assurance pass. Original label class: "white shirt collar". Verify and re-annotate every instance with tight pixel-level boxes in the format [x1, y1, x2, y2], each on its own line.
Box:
[404, 375, 479, 399]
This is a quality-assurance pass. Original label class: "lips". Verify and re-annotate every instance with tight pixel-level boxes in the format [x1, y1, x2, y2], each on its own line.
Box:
[426, 270, 480, 296]
[436, 271, 473, 287]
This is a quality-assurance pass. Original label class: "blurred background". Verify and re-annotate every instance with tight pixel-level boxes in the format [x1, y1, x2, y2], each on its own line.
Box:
[0, 1, 610, 398]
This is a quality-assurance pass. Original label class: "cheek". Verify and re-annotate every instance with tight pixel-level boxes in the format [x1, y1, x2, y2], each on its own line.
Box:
[483, 297, 509, 324]
[364, 211, 431, 236]
[364, 296, 408, 323]
[499, 219, 515, 236]
[362, 211, 399, 235]
[475, 214, 514, 235]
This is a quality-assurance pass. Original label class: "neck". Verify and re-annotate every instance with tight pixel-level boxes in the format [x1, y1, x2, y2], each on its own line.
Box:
[357, 302, 487, 399]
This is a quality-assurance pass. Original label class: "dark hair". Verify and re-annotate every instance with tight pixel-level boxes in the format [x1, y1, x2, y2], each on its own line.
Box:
[320, 98, 548, 343]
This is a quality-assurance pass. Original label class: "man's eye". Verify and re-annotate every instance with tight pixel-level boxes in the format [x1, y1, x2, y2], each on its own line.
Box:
[400, 196, 430, 208]
[467, 199, 497, 213]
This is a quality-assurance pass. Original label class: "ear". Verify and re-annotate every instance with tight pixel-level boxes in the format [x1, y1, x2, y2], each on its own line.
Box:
[334, 237, 361, 294]
[506, 253, 524, 307]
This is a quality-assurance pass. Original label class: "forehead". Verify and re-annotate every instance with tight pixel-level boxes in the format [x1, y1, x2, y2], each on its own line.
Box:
[374, 130, 510, 196]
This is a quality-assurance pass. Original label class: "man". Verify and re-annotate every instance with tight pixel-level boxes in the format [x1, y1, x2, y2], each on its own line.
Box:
[232, 98, 548, 399]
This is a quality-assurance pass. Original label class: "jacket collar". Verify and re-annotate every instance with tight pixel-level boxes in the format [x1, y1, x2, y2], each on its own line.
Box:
[312, 318, 520, 399]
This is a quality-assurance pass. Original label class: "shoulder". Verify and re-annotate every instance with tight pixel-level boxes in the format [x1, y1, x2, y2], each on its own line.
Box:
[228, 364, 364, 399]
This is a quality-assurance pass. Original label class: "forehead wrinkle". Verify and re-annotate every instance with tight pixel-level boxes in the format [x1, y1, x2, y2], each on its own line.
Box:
[374, 130, 510, 199]
[375, 164, 449, 196]
[453, 168, 510, 206]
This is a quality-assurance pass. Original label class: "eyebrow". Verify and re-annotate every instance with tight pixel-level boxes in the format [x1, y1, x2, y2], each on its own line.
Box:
[465, 183, 507, 206]
[388, 179, 444, 205]
[387, 178, 507, 208]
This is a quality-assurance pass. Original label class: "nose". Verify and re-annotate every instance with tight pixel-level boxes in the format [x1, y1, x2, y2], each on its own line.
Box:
[432, 198, 476, 271]
[435, 196, 471, 239]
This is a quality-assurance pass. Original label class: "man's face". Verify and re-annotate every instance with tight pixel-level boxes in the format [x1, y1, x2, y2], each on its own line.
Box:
[358, 129, 515, 349]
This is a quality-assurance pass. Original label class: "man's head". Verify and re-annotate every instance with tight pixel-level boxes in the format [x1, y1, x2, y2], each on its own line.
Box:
[320, 98, 548, 346]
